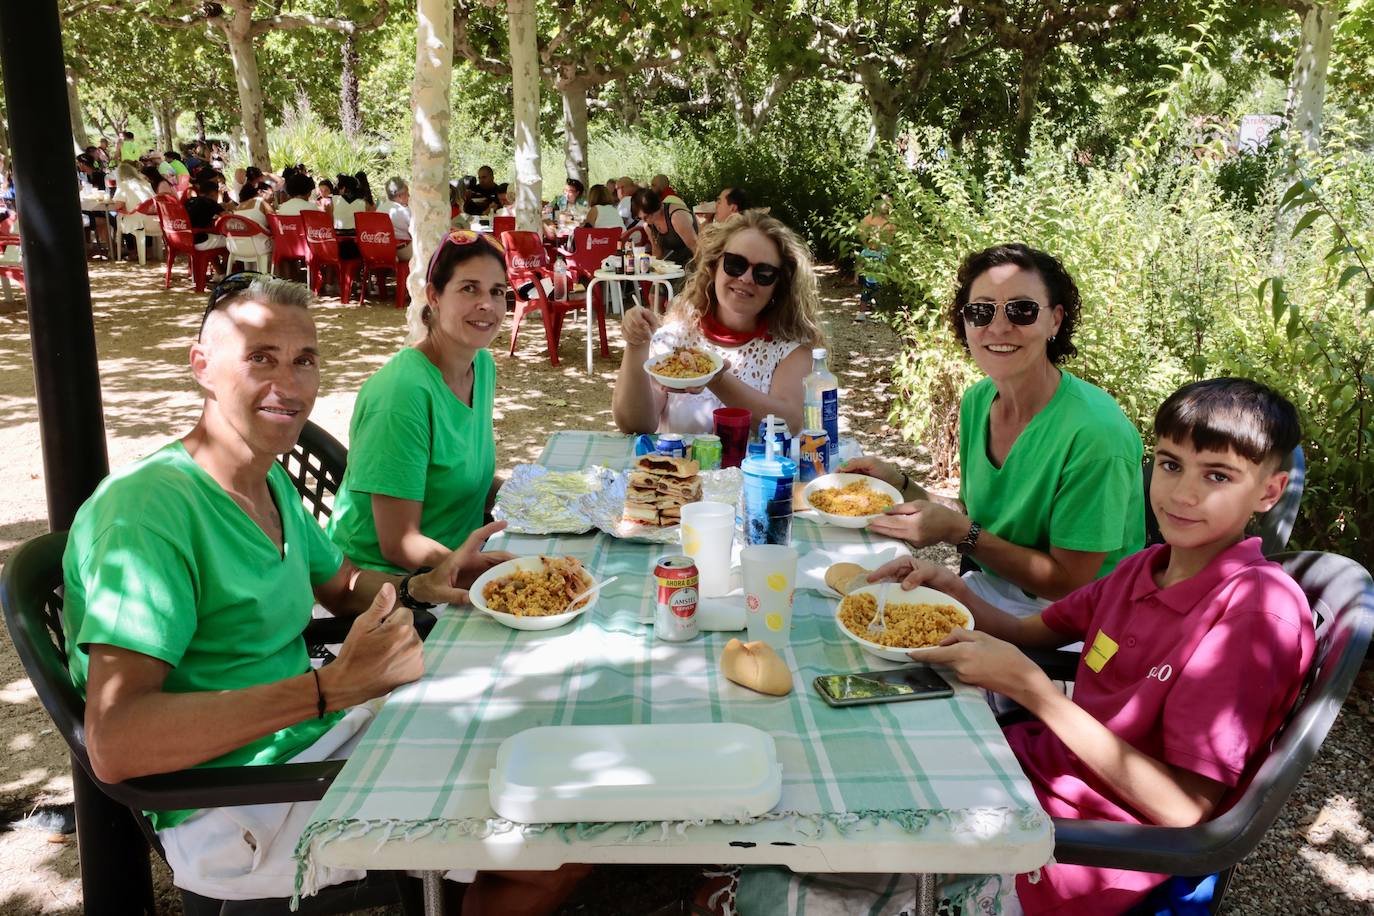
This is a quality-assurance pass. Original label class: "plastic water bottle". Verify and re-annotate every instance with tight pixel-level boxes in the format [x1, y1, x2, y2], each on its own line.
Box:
[553, 258, 569, 300]
[803, 347, 840, 470]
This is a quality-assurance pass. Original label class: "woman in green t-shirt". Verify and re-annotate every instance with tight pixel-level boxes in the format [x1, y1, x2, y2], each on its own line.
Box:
[328, 229, 514, 575]
[845, 243, 1144, 615]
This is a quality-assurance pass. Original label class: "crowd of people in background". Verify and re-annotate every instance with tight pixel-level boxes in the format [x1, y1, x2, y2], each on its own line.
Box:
[60, 134, 756, 294]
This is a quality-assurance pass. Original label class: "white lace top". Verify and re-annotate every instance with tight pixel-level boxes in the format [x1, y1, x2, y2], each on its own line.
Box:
[648, 318, 803, 434]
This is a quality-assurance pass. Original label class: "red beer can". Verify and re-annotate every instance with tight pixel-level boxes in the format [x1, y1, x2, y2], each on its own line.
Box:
[653, 555, 699, 641]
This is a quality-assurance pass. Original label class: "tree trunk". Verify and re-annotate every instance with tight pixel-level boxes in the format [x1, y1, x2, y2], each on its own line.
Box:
[508, 0, 542, 232]
[66, 67, 89, 150]
[195, 110, 207, 144]
[1011, 47, 1048, 167]
[342, 33, 362, 139]
[219, 1, 271, 170]
[618, 74, 638, 127]
[560, 78, 588, 185]
[154, 99, 178, 152]
[1287, 2, 1334, 151]
[856, 67, 900, 150]
[407, 0, 455, 317]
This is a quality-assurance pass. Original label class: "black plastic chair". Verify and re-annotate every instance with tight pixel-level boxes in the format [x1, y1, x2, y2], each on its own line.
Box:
[278, 419, 350, 524]
[276, 420, 435, 653]
[0, 530, 423, 914]
[1144, 446, 1305, 556]
[1034, 550, 1374, 913]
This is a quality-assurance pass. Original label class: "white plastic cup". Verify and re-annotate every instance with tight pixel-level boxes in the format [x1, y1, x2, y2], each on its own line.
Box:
[681, 501, 734, 598]
[741, 544, 798, 649]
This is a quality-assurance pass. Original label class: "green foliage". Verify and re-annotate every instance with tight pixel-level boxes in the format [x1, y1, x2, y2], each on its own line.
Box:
[227, 99, 384, 179]
[1252, 125, 1374, 553]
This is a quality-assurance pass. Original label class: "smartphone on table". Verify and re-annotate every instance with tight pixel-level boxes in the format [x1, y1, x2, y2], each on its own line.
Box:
[813, 665, 954, 707]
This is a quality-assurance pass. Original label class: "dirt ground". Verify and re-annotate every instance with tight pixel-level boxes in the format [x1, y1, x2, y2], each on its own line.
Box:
[0, 259, 1370, 914]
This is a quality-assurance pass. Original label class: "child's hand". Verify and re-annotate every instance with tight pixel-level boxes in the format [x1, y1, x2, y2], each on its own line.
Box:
[918, 630, 1051, 705]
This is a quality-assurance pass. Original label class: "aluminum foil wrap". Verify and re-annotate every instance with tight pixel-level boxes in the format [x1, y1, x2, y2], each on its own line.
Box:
[492, 465, 618, 534]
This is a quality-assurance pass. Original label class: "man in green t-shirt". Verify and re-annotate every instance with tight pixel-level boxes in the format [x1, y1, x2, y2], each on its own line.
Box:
[62, 276, 513, 901]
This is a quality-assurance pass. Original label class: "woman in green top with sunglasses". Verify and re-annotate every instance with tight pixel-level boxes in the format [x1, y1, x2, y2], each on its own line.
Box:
[328, 230, 514, 575]
[613, 209, 826, 435]
[845, 243, 1144, 616]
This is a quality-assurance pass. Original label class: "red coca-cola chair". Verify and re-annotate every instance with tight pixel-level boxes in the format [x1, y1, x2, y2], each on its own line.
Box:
[300, 209, 361, 304]
[153, 196, 226, 292]
[353, 211, 409, 309]
[269, 213, 308, 279]
[214, 212, 272, 274]
[500, 229, 608, 368]
[560, 226, 619, 331]
[0, 230, 24, 300]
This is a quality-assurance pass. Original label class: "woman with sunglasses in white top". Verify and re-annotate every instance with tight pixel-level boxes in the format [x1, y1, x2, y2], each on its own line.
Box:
[613, 209, 826, 436]
[845, 243, 1145, 615]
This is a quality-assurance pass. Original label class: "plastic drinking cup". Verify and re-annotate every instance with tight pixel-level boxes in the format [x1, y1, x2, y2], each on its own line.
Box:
[680, 501, 734, 598]
[740, 450, 797, 546]
[714, 407, 752, 469]
[741, 545, 798, 649]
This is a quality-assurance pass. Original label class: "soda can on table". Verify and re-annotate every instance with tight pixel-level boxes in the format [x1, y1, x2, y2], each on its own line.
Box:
[798, 429, 830, 481]
[691, 434, 722, 470]
[653, 555, 700, 641]
[655, 434, 688, 459]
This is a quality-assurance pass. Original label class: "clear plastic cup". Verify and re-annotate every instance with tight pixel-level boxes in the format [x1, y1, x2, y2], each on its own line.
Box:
[681, 501, 735, 598]
[741, 544, 798, 649]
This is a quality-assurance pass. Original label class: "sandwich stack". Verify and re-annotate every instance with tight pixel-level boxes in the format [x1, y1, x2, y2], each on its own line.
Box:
[622, 455, 702, 527]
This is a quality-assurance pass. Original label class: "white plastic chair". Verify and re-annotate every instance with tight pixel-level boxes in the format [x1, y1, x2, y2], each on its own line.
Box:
[216, 212, 273, 274]
[118, 198, 163, 266]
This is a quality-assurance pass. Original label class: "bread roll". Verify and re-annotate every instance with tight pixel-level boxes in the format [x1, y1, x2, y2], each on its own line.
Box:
[824, 562, 869, 595]
[720, 639, 793, 696]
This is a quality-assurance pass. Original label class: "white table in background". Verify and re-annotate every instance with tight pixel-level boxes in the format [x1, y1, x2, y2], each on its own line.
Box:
[584, 267, 684, 373]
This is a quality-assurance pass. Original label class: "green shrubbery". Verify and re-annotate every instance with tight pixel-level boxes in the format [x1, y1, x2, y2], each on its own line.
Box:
[857, 133, 1372, 557]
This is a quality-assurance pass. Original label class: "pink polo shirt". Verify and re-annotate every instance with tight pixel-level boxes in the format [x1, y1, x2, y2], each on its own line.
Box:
[1008, 537, 1314, 915]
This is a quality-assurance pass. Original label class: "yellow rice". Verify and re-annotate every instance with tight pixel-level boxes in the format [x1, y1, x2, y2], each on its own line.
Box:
[838, 592, 968, 648]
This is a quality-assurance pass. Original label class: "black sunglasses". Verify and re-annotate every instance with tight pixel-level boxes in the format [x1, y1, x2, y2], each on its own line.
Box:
[199, 271, 263, 339]
[961, 298, 1042, 327]
[721, 251, 781, 287]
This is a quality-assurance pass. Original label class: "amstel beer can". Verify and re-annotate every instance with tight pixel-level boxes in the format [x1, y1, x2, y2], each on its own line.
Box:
[653, 555, 700, 641]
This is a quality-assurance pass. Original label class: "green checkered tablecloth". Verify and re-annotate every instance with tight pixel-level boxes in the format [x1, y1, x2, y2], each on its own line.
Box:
[294, 431, 1051, 896]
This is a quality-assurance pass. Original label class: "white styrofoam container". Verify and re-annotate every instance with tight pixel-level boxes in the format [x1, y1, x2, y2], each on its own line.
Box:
[489, 723, 782, 824]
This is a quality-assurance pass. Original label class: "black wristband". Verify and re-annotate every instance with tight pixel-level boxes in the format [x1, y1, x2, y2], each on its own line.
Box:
[312, 667, 327, 719]
[398, 566, 437, 610]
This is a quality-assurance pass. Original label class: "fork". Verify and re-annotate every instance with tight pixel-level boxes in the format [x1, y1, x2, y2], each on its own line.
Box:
[561, 575, 618, 614]
[866, 585, 889, 638]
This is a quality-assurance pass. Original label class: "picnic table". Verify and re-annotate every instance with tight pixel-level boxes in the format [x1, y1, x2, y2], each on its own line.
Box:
[585, 266, 684, 372]
[292, 432, 1053, 914]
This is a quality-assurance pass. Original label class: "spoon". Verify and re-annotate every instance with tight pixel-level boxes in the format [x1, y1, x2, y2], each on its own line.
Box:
[563, 575, 618, 614]
[867, 584, 889, 638]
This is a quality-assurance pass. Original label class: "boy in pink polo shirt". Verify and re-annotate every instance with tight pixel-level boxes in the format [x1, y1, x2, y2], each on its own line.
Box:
[877, 377, 1315, 914]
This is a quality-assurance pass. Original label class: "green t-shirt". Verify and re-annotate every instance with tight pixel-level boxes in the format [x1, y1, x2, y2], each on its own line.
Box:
[328, 347, 496, 574]
[62, 442, 345, 831]
[958, 371, 1144, 586]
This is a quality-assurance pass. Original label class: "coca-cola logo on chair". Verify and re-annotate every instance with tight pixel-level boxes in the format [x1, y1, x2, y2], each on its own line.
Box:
[511, 255, 540, 269]
[307, 228, 330, 242]
[169, 219, 189, 231]
[359, 231, 389, 244]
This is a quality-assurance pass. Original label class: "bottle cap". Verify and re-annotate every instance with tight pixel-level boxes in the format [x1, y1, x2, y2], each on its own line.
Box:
[812, 347, 828, 359]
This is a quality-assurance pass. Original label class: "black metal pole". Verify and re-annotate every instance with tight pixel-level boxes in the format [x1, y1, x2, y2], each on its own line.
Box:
[0, 5, 153, 914]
